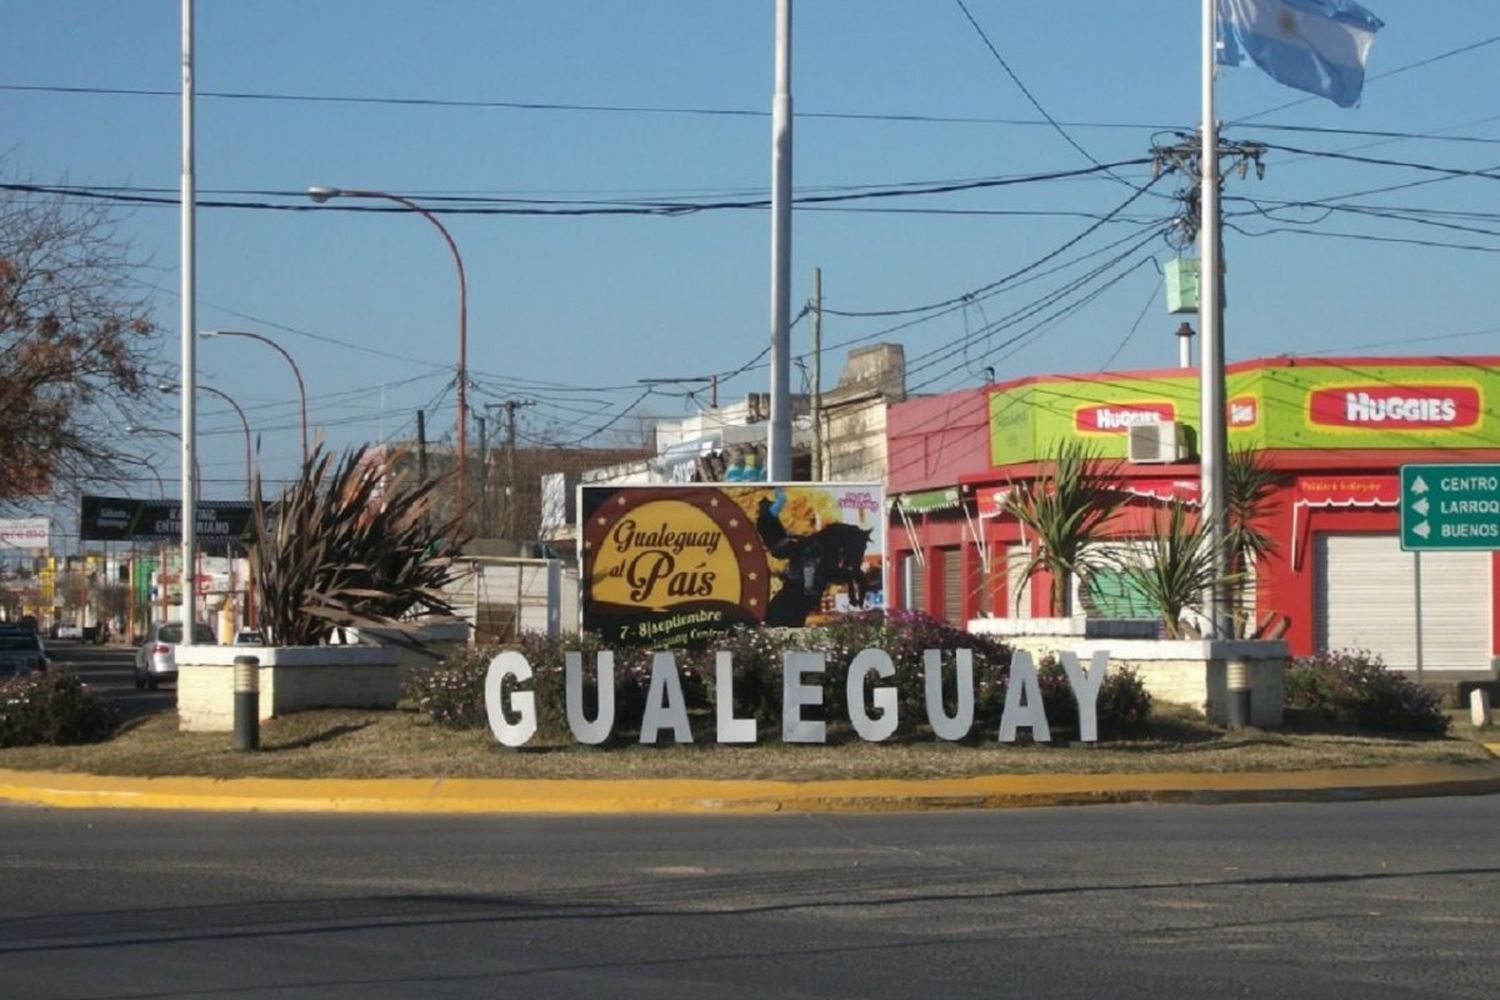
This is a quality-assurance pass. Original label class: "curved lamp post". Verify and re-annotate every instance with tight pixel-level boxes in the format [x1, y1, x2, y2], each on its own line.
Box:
[159, 380, 253, 500]
[200, 329, 308, 462]
[306, 185, 469, 513]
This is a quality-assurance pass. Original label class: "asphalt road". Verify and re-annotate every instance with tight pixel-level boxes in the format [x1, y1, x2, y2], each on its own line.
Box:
[2, 797, 1497, 999]
[44, 639, 173, 723]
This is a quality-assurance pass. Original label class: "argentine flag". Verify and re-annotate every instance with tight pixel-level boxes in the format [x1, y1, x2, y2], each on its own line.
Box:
[1216, 0, 1384, 108]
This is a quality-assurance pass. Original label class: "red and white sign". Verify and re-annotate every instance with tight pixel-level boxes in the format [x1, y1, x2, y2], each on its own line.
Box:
[0, 517, 49, 549]
[1228, 395, 1259, 428]
[1074, 401, 1176, 434]
[976, 486, 1012, 518]
[1307, 385, 1482, 429]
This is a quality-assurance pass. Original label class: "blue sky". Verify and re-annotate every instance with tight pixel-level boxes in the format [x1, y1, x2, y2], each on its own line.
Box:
[5, 0, 1499, 514]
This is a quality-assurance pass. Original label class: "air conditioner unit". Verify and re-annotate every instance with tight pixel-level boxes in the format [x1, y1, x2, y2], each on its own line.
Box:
[1127, 420, 1188, 464]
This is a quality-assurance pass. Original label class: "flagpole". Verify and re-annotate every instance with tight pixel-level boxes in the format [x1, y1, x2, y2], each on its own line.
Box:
[1200, 0, 1230, 639]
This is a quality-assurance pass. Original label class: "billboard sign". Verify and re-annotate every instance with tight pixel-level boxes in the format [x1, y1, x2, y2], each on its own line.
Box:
[0, 518, 50, 550]
[79, 496, 257, 543]
[580, 483, 884, 646]
[989, 360, 1499, 466]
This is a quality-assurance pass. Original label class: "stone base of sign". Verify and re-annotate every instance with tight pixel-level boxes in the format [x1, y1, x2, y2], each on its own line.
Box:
[177, 645, 400, 732]
[969, 619, 1287, 728]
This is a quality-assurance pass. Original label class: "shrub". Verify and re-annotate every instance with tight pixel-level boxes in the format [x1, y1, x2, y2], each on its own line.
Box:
[1284, 649, 1449, 735]
[402, 635, 655, 740]
[1036, 657, 1153, 739]
[0, 669, 117, 747]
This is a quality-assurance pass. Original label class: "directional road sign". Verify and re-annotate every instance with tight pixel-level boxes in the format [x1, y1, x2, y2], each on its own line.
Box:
[1400, 464, 1500, 551]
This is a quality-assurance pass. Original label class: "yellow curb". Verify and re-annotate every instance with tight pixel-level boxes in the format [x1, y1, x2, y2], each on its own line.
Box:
[2, 763, 1499, 815]
[1483, 742, 1500, 758]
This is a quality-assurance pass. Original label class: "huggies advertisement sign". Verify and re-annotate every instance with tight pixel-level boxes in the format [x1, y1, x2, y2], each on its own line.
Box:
[579, 484, 885, 647]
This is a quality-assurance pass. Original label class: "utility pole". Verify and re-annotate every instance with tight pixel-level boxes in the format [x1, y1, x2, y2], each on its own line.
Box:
[500, 399, 534, 540]
[767, 0, 794, 480]
[1151, 115, 1265, 639]
[476, 415, 489, 536]
[810, 267, 823, 482]
[416, 410, 429, 480]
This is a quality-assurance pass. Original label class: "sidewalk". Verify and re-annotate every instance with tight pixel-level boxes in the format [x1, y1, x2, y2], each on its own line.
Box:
[4, 750, 1499, 815]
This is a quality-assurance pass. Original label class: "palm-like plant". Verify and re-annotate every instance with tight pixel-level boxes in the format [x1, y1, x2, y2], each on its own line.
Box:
[1003, 439, 1129, 616]
[249, 444, 469, 647]
[1119, 500, 1239, 639]
[1225, 447, 1281, 635]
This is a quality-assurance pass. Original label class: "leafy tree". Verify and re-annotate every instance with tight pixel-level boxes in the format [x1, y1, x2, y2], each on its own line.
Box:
[1119, 501, 1230, 639]
[1002, 439, 1129, 616]
[0, 179, 156, 501]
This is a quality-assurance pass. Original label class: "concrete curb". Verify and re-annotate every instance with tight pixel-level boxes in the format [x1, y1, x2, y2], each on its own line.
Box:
[3, 760, 1499, 815]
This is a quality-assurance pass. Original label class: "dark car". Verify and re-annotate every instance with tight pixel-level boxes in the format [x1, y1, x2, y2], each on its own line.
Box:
[0, 626, 51, 678]
[133, 621, 217, 690]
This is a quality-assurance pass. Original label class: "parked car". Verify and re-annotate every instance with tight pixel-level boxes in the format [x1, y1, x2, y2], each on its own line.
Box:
[54, 622, 84, 640]
[0, 626, 51, 677]
[232, 628, 266, 645]
[133, 621, 217, 690]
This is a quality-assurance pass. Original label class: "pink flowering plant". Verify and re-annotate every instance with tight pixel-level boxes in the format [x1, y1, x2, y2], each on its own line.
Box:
[1284, 649, 1448, 735]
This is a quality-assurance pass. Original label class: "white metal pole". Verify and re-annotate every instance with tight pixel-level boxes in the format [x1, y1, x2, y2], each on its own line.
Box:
[768, 0, 794, 480]
[1200, 0, 1230, 639]
[180, 0, 198, 632]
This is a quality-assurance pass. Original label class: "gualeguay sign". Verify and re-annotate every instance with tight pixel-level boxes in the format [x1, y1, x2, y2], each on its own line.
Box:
[579, 483, 884, 646]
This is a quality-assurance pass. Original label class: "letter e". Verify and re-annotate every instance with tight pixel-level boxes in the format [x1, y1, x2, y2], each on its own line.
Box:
[783, 650, 827, 743]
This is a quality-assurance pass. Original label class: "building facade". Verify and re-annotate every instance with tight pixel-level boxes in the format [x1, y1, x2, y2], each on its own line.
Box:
[886, 355, 1500, 679]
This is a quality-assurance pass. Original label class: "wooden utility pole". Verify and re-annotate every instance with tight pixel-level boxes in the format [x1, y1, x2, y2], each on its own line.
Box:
[501, 400, 534, 539]
[811, 267, 823, 482]
[476, 415, 489, 535]
[416, 410, 428, 480]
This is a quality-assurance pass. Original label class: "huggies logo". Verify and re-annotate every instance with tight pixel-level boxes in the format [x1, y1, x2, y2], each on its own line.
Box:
[1073, 402, 1176, 433]
[1308, 385, 1481, 429]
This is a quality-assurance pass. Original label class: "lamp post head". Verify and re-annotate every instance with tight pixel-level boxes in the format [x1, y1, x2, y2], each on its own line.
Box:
[307, 185, 341, 204]
[156, 379, 178, 393]
[198, 329, 222, 339]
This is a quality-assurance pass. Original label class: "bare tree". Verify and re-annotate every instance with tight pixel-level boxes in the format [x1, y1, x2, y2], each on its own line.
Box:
[0, 179, 157, 503]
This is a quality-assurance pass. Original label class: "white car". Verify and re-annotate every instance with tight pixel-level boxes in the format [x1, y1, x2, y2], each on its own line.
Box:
[54, 623, 84, 640]
[134, 621, 217, 690]
[233, 629, 266, 645]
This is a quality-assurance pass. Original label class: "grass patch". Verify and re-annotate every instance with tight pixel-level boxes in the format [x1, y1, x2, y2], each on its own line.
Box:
[0, 705, 1493, 781]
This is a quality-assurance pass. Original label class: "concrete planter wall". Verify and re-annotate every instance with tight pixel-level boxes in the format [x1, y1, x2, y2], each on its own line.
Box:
[970, 618, 1287, 728]
[177, 645, 400, 732]
[339, 621, 472, 681]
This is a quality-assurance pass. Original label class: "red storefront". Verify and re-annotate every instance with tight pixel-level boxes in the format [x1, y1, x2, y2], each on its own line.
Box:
[885, 355, 1500, 679]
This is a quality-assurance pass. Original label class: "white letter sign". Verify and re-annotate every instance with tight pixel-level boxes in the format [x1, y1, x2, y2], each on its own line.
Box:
[847, 648, 897, 742]
[998, 649, 1051, 743]
[485, 650, 536, 748]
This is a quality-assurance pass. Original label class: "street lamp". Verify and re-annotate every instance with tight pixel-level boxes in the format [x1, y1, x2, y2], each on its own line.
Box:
[158, 380, 253, 500]
[200, 329, 308, 462]
[126, 424, 200, 501]
[306, 185, 469, 513]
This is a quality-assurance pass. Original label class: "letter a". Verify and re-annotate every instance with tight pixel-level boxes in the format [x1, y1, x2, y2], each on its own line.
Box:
[998, 649, 1051, 743]
[640, 651, 693, 744]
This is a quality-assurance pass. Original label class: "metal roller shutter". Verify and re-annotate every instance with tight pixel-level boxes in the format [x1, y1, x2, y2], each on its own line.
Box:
[942, 547, 963, 625]
[1315, 534, 1491, 674]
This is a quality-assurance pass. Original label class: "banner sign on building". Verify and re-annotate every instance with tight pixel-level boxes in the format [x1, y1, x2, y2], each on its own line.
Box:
[580, 483, 884, 647]
[989, 359, 1500, 466]
[0, 517, 50, 550]
[79, 496, 257, 543]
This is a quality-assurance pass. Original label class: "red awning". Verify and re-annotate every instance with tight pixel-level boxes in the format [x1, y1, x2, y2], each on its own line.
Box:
[1118, 477, 1202, 504]
[1291, 475, 1399, 568]
[976, 486, 1011, 518]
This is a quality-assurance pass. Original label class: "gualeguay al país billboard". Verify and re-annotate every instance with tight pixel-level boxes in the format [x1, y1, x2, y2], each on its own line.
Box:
[579, 483, 885, 646]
